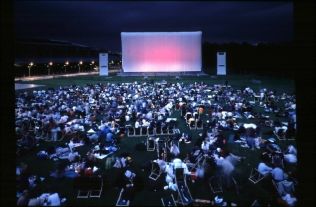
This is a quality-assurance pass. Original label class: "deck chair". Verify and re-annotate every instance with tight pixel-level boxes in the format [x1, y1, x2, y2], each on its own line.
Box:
[248, 168, 266, 184]
[89, 176, 103, 198]
[147, 137, 156, 151]
[175, 168, 193, 206]
[116, 188, 130, 206]
[161, 194, 177, 206]
[208, 175, 223, 194]
[74, 177, 90, 198]
[141, 127, 148, 136]
[148, 161, 163, 181]
[127, 125, 134, 137]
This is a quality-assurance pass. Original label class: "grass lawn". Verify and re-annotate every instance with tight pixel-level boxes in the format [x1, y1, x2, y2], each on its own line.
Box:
[16, 74, 296, 206]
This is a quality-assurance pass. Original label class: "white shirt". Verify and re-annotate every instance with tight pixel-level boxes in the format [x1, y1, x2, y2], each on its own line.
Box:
[201, 142, 210, 151]
[271, 167, 285, 181]
[258, 162, 273, 175]
[284, 154, 297, 164]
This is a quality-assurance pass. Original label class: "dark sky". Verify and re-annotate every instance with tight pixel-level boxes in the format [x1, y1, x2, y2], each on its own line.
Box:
[15, 1, 293, 51]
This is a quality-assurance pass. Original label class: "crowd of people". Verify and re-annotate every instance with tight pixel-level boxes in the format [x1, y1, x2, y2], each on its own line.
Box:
[15, 80, 297, 206]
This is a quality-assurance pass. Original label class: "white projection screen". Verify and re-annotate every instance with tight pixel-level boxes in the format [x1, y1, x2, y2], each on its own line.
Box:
[121, 31, 202, 72]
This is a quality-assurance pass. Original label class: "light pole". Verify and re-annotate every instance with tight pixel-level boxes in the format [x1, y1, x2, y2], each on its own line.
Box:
[28, 62, 34, 77]
[48, 61, 53, 75]
[78, 61, 83, 73]
[64, 61, 69, 73]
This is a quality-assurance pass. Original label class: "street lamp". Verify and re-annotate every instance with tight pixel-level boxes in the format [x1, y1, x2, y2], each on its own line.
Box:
[64, 61, 69, 73]
[28, 62, 34, 77]
[78, 61, 83, 73]
[48, 61, 53, 75]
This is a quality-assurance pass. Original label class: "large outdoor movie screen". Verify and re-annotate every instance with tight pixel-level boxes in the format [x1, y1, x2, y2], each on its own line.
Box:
[121, 31, 202, 72]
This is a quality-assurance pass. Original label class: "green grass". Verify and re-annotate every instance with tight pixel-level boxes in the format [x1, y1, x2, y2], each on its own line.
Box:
[16, 74, 296, 206]
[16, 74, 295, 94]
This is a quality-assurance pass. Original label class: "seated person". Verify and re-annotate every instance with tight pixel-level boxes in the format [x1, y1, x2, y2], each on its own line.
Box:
[281, 193, 297, 207]
[258, 161, 273, 176]
[284, 145, 297, 164]
[17, 190, 29, 206]
[201, 140, 210, 152]
[271, 167, 286, 182]
[170, 143, 180, 157]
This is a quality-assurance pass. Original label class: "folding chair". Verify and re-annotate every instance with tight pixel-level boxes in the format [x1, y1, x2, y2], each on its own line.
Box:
[89, 177, 103, 198]
[74, 177, 90, 198]
[189, 120, 196, 130]
[147, 137, 156, 151]
[185, 112, 192, 122]
[208, 175, 223, 194]
[156, 126, 162, 135]
[162, 125, 169, 134]
[126, 125, 134, 137]
[161, 194, 177, 206]
[168, 124, 175, 135]
[274, 130, 285, 141]
[156, 138, 167, 158]
[141, 126, 148, 136]
[148, 127, 155, 136]
[196, 119, 203, 130]
[175, 168, 193, 206]
[193, 112, 199, 120]
[254, 95, 261, 103]
[135, 127, 141, 136]
[248, 168, 266, 184]
[116, 188, 130, 206]
[148, 161, 163, 181]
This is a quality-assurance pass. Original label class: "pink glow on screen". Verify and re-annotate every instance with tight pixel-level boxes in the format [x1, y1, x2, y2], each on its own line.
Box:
[121, 32, 202, 72]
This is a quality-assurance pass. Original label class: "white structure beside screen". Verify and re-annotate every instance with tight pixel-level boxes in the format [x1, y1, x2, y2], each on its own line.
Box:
[99, 53, 108, 76]
[121, 31, 202, 72]
[217, 52, 226, 75]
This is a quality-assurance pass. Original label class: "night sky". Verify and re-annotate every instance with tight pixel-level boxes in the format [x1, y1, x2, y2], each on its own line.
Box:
[15, 1, 293, 51]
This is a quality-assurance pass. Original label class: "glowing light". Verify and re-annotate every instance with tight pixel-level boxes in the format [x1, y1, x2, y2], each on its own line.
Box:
[49, 62, 53, 66]
[121, 32, 202, 72]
